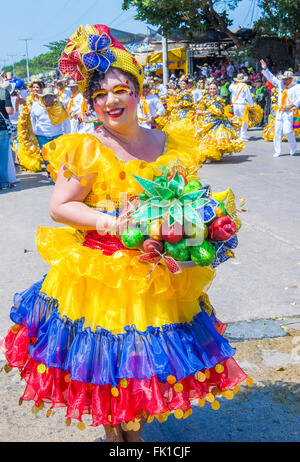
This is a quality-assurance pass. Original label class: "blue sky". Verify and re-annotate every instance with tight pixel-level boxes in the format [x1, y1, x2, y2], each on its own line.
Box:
[1, 0, 261, 67]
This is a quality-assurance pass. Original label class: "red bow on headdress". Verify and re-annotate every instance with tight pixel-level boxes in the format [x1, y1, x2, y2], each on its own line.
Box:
[59, 50, 85, 82]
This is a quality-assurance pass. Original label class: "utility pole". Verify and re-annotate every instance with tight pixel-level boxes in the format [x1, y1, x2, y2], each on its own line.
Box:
[19, 38, 32, 81]
[162, 34, 169, 86]
[7, 54, 18, 77]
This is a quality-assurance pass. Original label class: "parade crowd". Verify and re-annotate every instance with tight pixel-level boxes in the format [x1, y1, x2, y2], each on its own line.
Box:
[0, 57, 299, 189]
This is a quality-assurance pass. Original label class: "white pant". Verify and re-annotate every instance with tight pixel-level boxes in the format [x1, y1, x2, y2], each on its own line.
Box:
[233, 103, 248, 139]
[70, 118, 79, 133]
[274, 112, 297, 155]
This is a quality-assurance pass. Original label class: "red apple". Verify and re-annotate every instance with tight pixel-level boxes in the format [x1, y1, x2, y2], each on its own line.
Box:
[161, 221, 184, 243]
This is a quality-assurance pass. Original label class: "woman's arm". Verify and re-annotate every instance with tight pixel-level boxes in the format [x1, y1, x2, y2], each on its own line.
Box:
[49, 162, 117, 233]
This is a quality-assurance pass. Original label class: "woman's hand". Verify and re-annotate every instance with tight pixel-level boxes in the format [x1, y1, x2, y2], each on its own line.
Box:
[96, 213, 118, 235]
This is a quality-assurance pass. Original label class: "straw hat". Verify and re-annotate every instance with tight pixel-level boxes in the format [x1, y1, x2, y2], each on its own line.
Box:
[233, 73, 248, 82]
[278, 70, 295, 80]
[68, 79, 79, 87]
[40, 87, 56, 98]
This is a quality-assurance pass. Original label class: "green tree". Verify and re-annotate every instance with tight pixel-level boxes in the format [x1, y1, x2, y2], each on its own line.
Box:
[2, 39, 67, 79]
[253, 0, 300, 43]
[122, 0, 245, 48]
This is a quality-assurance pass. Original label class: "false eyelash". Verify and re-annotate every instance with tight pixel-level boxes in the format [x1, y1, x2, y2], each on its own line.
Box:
[113, 85, 131, 93]
[92, 90, 107, 99]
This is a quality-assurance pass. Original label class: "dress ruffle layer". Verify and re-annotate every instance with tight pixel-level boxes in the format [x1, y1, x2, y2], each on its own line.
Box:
[7, 278, 236, 386]
[2, 282, 248, 427]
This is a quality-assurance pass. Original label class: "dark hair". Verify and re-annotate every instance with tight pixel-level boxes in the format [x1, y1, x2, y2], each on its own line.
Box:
[32, 80, 45, 89]
[209, 80, 219, 88]
[85, 68, 140, 109]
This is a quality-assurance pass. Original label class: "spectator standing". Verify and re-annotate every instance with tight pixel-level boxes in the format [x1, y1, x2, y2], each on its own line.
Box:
[0, 81, 13, 189]
[253, 78, 268, 126]
[31, 87, 71, 180]
[219, 77, 231, 105]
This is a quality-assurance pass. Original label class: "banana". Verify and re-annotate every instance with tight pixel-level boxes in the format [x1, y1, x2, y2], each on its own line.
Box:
[211, 189, 229, 202]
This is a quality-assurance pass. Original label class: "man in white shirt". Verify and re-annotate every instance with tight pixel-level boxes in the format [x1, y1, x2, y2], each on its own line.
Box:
[31, 87, 71, 181]
[55, 79, 71, 108]
[137, 80, 165, 129]
[66, 80, 84, 133]
[260, 59, 300, 157]
[188, 77, 203, 104]
[153, 76, 168, 98]
[229, 73, 254, 141]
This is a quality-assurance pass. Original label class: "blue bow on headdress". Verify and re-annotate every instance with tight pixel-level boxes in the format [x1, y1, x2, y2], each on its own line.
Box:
[82, 33, 116, 73]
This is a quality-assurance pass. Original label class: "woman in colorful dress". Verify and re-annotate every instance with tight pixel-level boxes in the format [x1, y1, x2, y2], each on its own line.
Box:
[166, 76, 196, 123]
[1, 24, 251, 443]
[17, 81, 45, 172]
[195, 81, 245, 161]
[155, 80, 178, 129]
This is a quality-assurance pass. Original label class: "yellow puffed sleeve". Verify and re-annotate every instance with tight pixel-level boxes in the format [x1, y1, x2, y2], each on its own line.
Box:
[41, 133, 115, 181]
[42, 133, 155, 207]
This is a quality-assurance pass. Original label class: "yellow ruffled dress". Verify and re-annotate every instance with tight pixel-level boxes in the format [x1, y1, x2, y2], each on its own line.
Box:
[194, 95, 245, 161]
[16, 95, 43, 172]
[1, 131, 250, 430]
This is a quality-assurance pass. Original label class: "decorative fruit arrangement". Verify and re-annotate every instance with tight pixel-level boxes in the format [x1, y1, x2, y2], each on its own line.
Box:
[120, 166, 239, 273]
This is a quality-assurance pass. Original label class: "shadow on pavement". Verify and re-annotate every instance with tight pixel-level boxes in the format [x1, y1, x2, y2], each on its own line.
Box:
[0, 171, 53, 195]
[141, 381, 300, 442]
[206, 154, 256, 165]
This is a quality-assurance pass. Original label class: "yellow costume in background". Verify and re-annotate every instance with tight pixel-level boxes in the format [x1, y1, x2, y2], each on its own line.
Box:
[16, 94, 42, 172]
[195, 95, 245, 161]
[166, 90, 195, 124]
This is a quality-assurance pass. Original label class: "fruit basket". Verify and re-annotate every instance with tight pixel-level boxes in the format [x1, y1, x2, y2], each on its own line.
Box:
[119, 165, 240, 274]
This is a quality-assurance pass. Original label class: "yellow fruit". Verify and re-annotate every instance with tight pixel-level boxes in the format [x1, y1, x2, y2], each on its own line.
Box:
[211, 189, 229, 202]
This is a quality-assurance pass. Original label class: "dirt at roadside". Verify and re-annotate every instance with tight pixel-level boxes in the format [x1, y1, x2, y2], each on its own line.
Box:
[0, 330, 300, 442]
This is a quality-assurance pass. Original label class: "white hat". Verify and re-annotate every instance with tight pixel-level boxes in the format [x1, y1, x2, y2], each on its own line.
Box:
[278, 70, 295, 80]
[0, 81, 16, 94]
[233, 73, 248, 82]
[68, 79, 79, 87]
[40, 87, 56, 98]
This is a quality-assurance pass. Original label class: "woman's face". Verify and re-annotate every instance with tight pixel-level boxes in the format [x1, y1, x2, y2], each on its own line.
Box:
[32, 84, 42, 95]
[92, 68, 139, 132]
[179, 80, 187, 91]
[209, 84, 218, 97]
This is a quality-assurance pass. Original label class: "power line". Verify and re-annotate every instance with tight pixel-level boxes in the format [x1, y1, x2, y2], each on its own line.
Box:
[109, 11, 127, 27]
[57, 0, 100, 38]
[33, 0, 75, 39]
[112, 11, 138, 30]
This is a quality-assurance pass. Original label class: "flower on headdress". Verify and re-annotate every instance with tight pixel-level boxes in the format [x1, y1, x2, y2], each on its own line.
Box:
[59, 50, 85, 82]
[82, 33, 116, 73]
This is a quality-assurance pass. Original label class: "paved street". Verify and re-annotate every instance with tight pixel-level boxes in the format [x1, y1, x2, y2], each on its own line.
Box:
[0, 128, 300, 442]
